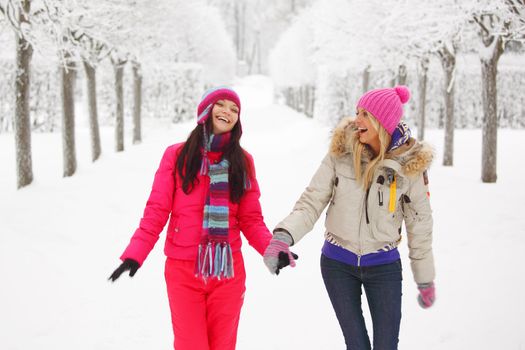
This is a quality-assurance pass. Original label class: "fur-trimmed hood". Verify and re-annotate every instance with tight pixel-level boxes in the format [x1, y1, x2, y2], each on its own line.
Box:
[329, 117, 434, 177]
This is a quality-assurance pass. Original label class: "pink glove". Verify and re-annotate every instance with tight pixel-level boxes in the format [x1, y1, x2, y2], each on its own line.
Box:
[263, 230, 297, 275]
[417, 282, 435, 308]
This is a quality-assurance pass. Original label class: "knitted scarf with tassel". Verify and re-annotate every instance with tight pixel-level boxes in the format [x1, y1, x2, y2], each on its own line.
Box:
[195, 132, 234, 281]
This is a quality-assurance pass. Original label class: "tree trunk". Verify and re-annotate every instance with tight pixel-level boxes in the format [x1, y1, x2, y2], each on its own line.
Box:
[132, 62, 142, 144]
[362, 65, 370, 93]
[83, 61, 101, 162]
[306, 85, 314, 118]
[481, 42, 502, 183]
[234, 2, 245, 60]
[440, 47, 456, 166]
[234, 2, 240, 58]
[247, 36, 257, 74]
[310, 86, 316, 118]
[256, 31, 262, 74]
[417, 58, 429, 141]
[390, 75, 396, 87]
[61, 57, 77, 177]
[114, 61, 125, 152]
[398, 64, 407, 86]
[14, 0, 33, 189]
[438, 105, 445, 129]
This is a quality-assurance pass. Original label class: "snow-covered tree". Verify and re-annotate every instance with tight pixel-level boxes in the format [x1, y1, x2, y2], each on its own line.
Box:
[270, 0, 405, 124]
[381, 0, 470, 165]
[269, 0, 525, 141]
[308, 0, 390, 123]
[465, 0, 525, 182]
[82, 37, 108, 160]
[131, 0, 236, 108]
[30, 0, 133, 171]
[1, 0, 239, 188]
[67, 0, 135, 158]
[2, 0, 35, 188]
[72, 5, 115, 160]
[268, 7, 317, 117]
[211, 0, 313, 74]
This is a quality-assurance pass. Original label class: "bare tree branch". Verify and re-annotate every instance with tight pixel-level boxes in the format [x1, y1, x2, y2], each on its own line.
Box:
[505, 0, 525, 17]
[473, 14, 492, 37]
[6, 0, 22, 32]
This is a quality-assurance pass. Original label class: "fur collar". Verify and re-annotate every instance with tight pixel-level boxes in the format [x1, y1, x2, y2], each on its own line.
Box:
[329, 116, 434, 177]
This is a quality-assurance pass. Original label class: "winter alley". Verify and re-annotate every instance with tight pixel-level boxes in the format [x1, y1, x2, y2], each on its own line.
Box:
[1, 76, 524, 349]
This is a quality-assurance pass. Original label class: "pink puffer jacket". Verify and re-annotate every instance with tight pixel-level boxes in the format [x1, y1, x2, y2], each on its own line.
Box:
[120, 142, 272, 265]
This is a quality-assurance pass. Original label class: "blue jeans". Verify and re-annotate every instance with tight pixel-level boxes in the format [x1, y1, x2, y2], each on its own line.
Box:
[320, 254, 402, 350]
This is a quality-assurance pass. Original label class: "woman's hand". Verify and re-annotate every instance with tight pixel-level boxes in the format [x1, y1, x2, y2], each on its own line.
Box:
[263, 230, 298, 275]
[417, 282, 436, 308]
[108, 259, 140, 282]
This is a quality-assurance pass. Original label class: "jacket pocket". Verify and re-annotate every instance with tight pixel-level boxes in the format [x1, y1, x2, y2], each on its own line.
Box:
[325, 167, 362, 238]
[400, 194, 417, 223]
[166, 215, 177, 240]
[369, 181, 402, 243]
[333, 162, 359, 201]
[171, 217, 201, 246]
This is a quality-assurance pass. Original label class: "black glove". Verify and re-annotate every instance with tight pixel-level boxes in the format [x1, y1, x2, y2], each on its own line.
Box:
[276, 251, 299, 275]
[108, 259, 140, 282]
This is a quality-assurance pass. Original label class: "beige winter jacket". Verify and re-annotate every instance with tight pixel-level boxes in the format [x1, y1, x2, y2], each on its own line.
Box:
[276, 117, 435, 284]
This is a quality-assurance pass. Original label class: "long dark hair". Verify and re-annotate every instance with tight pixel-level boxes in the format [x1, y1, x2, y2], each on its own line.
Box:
[175, 117, 250, 203]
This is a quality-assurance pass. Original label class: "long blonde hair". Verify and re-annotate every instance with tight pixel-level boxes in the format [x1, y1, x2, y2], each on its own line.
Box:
[351, 114, 391, 189]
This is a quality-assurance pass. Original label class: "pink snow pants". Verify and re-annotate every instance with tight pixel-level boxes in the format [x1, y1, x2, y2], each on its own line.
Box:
[164, 252, 246, 350]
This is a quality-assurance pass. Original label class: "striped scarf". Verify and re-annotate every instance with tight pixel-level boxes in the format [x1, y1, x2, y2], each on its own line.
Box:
[195, 132, 234, 280]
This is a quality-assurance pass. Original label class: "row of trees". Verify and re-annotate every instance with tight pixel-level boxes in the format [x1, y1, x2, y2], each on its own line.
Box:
[270, 0, 525, 183]
[0, 0, 236, 189]
[211, 0, 314, 74]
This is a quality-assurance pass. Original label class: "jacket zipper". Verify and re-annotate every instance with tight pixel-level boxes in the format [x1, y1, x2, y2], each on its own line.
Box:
[365, 188, 370, 224]
[357, 189, 368, 267]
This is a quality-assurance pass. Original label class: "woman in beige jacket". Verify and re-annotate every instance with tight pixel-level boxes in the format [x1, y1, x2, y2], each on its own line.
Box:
[263, 86, 435, 350]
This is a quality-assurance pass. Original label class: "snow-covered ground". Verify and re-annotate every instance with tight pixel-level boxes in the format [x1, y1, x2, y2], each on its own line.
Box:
[1, 76, 524, 349]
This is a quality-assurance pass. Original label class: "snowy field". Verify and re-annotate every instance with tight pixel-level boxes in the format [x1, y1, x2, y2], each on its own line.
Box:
[1, 76, 524, 349]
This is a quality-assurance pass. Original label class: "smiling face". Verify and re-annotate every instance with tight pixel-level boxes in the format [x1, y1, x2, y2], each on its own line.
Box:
[355, 107, 381, 154]
[211, 99, 239, 135]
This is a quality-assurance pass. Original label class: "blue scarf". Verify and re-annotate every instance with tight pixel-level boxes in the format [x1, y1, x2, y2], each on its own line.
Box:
[388, 121, 411, 151]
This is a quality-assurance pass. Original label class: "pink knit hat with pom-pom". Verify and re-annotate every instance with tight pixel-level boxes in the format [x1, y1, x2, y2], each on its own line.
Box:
[197, 86, 241, 125]
[357, 85, 411, 135]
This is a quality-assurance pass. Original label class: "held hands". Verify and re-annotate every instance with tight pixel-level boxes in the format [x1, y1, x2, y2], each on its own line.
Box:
[417, 282, 436, 308]
[108, 259, 140, 282]
[263, 230, 298, 275]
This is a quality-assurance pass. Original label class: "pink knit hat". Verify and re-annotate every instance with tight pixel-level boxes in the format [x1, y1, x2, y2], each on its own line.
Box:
[197, 86, 241, 125]
[357, 85, 410, 135]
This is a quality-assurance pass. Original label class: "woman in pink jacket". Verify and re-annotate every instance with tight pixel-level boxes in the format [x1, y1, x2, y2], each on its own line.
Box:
[109, 86, 273, 350]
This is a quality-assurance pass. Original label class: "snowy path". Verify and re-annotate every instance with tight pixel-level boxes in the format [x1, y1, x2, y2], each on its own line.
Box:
[1, 76, 524, 349]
